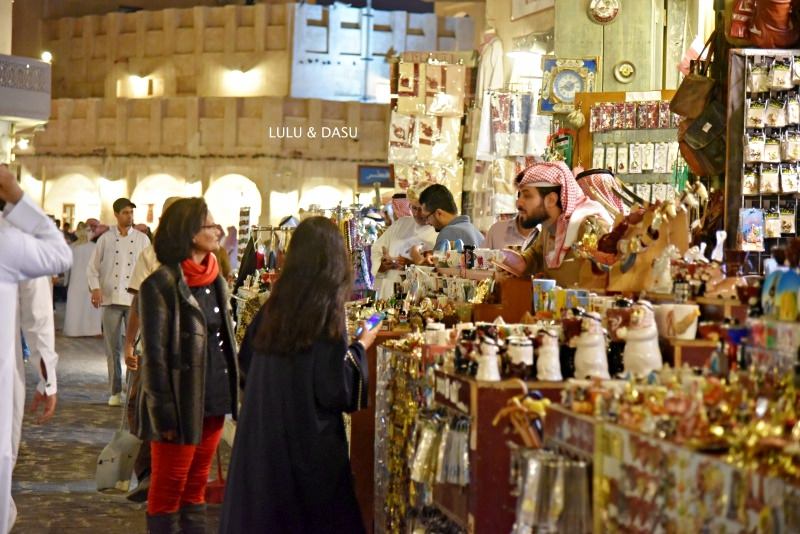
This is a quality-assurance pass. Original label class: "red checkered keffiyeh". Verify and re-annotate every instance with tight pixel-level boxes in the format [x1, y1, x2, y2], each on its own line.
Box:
[391, 197, 412, 219]
[518, 161, 612, 269]
[576, 169, 627, 216]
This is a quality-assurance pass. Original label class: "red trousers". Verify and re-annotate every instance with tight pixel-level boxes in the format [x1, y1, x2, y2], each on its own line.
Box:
[147, 416, 225, 515]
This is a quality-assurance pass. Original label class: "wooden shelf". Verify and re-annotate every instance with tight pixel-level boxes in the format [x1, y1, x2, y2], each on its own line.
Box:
[429, 371, 567, 534]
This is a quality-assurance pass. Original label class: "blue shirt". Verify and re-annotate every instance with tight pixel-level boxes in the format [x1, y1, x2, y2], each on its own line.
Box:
[434, 215, 485, 250]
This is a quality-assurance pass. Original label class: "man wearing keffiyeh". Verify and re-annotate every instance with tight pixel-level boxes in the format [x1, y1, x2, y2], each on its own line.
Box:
[515, 161, 613, 286]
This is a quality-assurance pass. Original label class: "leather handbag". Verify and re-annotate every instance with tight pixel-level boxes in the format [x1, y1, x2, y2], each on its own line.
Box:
[678, 100, 727, 177]
[669, 33, 716, 119]
[749, 0, 798, 48]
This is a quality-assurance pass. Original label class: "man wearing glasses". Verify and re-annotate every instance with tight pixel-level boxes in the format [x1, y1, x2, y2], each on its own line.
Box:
[87, 197, 151, 407]
[418, 184, 484, 250]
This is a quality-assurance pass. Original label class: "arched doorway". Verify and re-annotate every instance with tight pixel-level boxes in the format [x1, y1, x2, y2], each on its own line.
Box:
[204, 174, 262, 231]
[44, 174, 101, 227]
[131, 174, 200, 229]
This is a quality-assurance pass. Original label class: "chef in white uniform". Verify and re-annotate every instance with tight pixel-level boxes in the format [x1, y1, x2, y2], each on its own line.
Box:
[0, 164, 72, 532]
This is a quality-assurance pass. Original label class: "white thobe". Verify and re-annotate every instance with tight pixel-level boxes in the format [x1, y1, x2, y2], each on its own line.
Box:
[370, 216, 437, 300]
[63, 242, 102, 336]
[0, 194, 72, 533]
[14, 276, 59, 459]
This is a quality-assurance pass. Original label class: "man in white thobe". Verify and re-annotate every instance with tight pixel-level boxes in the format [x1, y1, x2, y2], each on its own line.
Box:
[0, 165, 72, 533]
[370, 184, 437, 300]
[14, 276, 60, 464]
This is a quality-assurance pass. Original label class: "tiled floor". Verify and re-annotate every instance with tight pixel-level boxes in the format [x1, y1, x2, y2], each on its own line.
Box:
[11, 305, 226, 533]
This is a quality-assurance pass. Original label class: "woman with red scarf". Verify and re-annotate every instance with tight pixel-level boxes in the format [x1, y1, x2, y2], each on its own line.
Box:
[137, 198, 238, 533]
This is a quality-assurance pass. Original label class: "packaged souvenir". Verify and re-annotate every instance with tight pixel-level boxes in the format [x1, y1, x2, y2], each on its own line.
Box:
[621, 102, 637, 129]
[642, 142, 655, 171]
[794, 56, 800, 85]
[781, 206, 796, 234]
[417, 116, 462, 164]
[745, 130, 765, 163]
[746, 98, 766, 128]
[787, 94, 800, 125]
[748, 62, 769, 93]
[636, 184, 651, 202]
[760, 164, 780, 193]
[388, 110, 418, 163]
[671, 112, 682, 128]
[636, 101, 659, 129]
[605, 144, 617, 172]
[589, 104, 603, 132]
[784, 131, 800, 161]
[612, 102, 626, 130]
[653, 142, 669, 173]
[780, 163, 798, 193]
[765, 209, 782, 238]
[769, 57, 794, 91]
[764, 135, 782, 163]
[616, 144, 628, 174]
[742, 166, 759, 195]
[658, 101, 672, 129]
[765, 97, 787, 128]
[738, 208, 765, 251]
[668, 142, 680, 171]
[426, 64, 466, 117]
[599, 103, 614, 132]
[592, 143, 605, 169]
[652, 184, 668, 202]
[397, 62, 426, 115]
[628, 143, 642, 173]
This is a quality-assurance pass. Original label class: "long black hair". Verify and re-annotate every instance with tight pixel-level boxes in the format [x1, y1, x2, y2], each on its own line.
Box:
[153, 197, 208, 265]
[253, 216, 353, 354]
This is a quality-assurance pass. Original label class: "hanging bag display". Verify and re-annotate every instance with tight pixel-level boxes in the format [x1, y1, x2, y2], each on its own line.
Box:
[749, 0, 799, 48]
[670, 33, 716, 119]
[678, 100, 727, 176]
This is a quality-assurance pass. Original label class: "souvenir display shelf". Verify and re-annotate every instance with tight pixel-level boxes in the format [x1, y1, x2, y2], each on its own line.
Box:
[374, 346, 434, 534]
[574, 90, 676, 167]
[429, 371, 565, 534]
[349, 332, 405, 533]
[543, 405, 800, 533]
[725, 49, 800, 272]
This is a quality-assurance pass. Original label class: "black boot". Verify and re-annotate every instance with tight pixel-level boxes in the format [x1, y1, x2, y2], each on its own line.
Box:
[146, 512, 179, 534]
[179, 503, 207, 534]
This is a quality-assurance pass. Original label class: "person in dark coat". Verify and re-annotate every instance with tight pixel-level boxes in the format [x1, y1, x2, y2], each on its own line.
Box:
[137, 198, 238, 534]
[219, 216, 380, 534]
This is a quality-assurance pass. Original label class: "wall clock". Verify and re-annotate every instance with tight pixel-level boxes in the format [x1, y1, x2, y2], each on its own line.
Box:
[588, 0, 620, 25]
[539, 57, 599, 114]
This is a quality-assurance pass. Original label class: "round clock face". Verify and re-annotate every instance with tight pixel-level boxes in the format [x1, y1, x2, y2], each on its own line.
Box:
[552, 70, 584, 103]
[588, 0, 620, 25]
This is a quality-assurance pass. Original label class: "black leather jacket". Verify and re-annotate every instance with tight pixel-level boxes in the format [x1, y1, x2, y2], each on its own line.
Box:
[137, 264, 238, 444]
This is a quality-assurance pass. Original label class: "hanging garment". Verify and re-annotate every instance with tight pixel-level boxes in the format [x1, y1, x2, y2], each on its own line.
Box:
[476, 36, 505, 103]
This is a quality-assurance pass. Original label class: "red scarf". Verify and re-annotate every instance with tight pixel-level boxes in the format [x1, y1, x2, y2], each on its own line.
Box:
[181, 252, 220, 287]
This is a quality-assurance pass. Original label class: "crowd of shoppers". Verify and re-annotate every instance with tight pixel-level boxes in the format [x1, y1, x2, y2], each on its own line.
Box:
[4, 176, 529, 533]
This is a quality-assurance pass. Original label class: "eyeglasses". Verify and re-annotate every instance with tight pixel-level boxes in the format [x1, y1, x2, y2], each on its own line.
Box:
[419, 209, 434, 222]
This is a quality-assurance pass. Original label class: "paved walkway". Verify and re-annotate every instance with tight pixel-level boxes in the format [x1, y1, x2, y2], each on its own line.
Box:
[12, 306, 227, 533]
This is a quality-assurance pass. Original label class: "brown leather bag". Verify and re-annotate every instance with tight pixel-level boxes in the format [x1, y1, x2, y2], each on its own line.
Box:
[670, 33, 716, 119]
[749, 0, 799, 48]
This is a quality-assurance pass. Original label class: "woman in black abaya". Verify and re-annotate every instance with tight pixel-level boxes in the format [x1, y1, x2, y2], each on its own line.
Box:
[219, 216, 379, 533]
